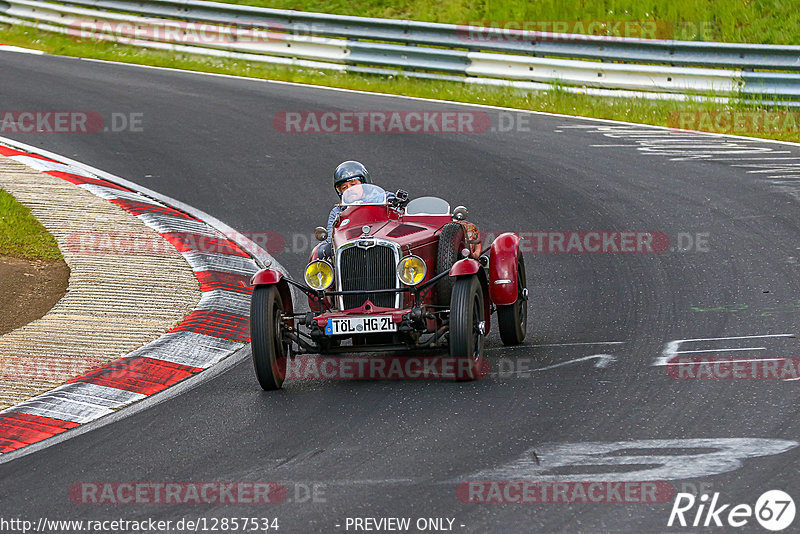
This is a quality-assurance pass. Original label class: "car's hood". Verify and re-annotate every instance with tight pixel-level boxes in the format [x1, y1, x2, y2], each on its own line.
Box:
[335, 220, 441, 249]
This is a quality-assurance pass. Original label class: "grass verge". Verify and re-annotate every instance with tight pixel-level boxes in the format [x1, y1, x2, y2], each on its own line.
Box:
[0, 23, 798, 143]
[212, 0, 800, 45]
[0, 188, 63, 261]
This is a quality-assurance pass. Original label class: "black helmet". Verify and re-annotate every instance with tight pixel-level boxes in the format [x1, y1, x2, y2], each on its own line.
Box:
[333, 161, 371, 196]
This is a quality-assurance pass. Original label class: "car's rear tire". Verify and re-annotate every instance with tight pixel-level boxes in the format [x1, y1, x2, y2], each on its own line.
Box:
[497, 254, 528, 345]
[449, 275, 485, 381]
[436, 222, 467, 305]
[250, 286, 288, 390]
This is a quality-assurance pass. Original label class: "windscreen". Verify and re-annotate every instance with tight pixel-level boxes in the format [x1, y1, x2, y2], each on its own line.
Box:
[404, 196, 450, 216]
[340, 183, 388, 206]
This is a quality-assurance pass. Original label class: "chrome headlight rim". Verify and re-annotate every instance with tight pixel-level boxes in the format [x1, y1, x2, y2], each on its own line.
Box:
[304, 259, 335, 290]
[396, 254, 427, 286]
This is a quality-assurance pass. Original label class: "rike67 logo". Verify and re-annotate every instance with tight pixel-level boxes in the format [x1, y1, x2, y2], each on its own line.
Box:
[668, 490, 795, 531]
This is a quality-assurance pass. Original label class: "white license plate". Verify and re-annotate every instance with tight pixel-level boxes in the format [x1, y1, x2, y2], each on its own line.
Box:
[325, 315, 397, 335]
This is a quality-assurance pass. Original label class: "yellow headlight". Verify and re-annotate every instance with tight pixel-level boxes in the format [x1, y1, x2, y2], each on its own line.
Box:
[304, 260, 334, 290]
[397, 255, 426, 286]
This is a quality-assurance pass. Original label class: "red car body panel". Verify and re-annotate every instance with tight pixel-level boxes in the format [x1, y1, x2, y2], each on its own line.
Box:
[251, 268, 283, 286]
[449, 258, 481, 276]
[250, 268, 294, 325]
[297, 204, 519, 338]
[488, 232, 521, 305]
[326, 205, 453, 313]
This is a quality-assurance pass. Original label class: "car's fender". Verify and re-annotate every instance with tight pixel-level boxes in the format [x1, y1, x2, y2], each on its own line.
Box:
[489, 232, 521, 306]
[308, 242, 322, 263]
[449, 258, 491, 332]
[250, 268, 294, 321]
[449, 258, 481, 277]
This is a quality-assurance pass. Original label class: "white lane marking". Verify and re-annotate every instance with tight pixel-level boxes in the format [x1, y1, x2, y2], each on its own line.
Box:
[492, 354, 617, 377]
[664, 358, 786, 365]
[571, 124, 800, 196]
[0, 45, 45, 55]
[733, 163, 800, 170]
[654, 334, 795, 366]
[531, 354, 616, 370]
[488, 341, 624, 351]
[675, 347, 766, 354]
[668, 152, 793, 160]
[461, 438, 799, 482]
[712, 157, 800, 161]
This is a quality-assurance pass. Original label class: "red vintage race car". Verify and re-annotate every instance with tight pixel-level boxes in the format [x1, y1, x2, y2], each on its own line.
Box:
[249, 184, 527, 389]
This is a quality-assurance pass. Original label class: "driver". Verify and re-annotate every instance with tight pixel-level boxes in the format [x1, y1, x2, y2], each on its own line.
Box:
[318, 161, 372, 260]
[327, 161, 371, 239]
[320, 161, 481, 260]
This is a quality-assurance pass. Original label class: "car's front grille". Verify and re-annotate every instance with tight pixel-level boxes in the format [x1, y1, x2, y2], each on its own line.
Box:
[339, 244, 398, 309]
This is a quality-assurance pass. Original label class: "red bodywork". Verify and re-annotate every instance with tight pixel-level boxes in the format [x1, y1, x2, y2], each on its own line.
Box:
[329, 204, 451, 312]
[249, 268, 294, 323]
[251, 202, 521, 346]
[488, 232, 522, 305]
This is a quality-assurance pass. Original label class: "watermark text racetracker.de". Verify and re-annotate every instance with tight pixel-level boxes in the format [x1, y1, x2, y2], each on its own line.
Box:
[666, 357, 800, 380]
[62, 230, 711, 256]
[274, 110, 576, 134]
[68, 481, 319, 505]
[0, 111, 143, 134]
[455, 19, 715, 42]
[668, 110, 800, 135]
[0, 516, 280, 533]
[68, 19, 290, 45]
[458, 481, 674, 503]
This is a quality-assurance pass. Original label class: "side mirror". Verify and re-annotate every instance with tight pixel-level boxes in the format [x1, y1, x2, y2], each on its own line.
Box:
[452, 206, 469, 221]
[314, 226, 328, 242]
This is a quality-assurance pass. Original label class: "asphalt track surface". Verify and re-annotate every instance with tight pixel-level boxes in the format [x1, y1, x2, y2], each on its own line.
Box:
[2, 51, 800, 533]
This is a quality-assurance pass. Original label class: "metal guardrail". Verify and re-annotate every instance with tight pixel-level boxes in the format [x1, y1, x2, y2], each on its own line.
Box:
[2, 0, 799, 104]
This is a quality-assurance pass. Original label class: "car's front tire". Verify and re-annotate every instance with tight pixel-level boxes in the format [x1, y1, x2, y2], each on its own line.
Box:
[449, 275, 485, 381]
[435, 222, 467, 305]
[251, 286, 288, 390]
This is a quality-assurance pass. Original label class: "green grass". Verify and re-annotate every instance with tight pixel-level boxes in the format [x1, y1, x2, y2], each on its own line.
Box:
[0, 23, 798, 143]
[214, 0, 800, 45]
[0, 189, 63, 261]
